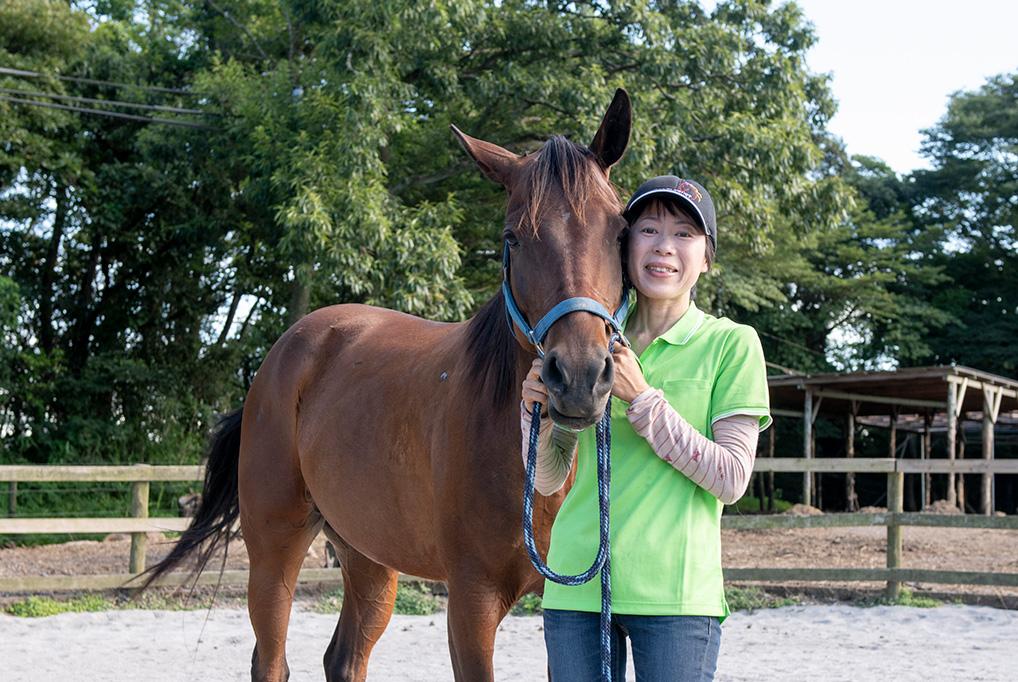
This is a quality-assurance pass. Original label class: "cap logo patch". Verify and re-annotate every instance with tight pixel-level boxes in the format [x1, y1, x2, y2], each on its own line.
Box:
[675, 180, 702, 203]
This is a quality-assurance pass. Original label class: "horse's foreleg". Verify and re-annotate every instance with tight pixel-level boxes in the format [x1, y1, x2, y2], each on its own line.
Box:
[446, 575, 516, 682]
[322, 532, 399, 682]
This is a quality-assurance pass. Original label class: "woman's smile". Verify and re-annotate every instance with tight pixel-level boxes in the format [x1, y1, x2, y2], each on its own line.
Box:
[644, 261, 680, 277]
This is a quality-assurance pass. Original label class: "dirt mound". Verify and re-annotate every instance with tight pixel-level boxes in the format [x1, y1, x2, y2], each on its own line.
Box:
[783, 503, 824, 516]
[924, 499, 962, 514]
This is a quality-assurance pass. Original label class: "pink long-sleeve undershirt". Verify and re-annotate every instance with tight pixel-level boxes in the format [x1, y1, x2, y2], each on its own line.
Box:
[520, 389, 760, 504]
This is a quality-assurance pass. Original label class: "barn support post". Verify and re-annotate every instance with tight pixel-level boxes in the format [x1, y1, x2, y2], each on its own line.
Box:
[958, 421, 967, 512]
[945, 379, 967, 508]
[845, 401, 859, 512]
[130, 480, 150, 574]
[886, 469, 904, 599]
[922, 412, 933, 509]
[982, 386, 1002, 516]
[803, 389, 813, 507]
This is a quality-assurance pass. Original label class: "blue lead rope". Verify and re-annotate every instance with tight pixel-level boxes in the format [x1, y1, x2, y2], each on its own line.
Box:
[522, 403, 613, 682]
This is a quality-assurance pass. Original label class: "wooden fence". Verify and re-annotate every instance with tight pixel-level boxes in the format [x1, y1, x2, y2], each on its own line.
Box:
[1, 460, 1017, 597]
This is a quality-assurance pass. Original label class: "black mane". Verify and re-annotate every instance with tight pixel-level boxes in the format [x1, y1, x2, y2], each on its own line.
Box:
[465, 291, 519, 412]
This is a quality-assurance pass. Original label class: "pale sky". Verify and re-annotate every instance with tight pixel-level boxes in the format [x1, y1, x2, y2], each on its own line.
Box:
[796, 0, 1018, 174]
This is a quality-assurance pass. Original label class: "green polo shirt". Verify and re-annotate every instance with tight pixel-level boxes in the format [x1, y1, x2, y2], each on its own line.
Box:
[541, 301, 771, 619]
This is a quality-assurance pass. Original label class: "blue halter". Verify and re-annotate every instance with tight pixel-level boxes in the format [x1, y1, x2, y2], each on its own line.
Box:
[501, 240, 630, 356]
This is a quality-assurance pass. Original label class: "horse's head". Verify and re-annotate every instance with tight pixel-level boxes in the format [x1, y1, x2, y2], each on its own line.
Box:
[453, 89, 632, 430]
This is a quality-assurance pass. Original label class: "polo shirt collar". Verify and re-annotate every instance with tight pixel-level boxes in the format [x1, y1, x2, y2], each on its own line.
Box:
[623, 301, 705, 346]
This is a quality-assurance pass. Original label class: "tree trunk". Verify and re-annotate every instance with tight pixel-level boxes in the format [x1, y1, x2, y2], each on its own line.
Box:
[69, 229, 102, 374]
[286, 275, 311, 327]
[39, 183, 68, 354]
[217, 289, 242, 345]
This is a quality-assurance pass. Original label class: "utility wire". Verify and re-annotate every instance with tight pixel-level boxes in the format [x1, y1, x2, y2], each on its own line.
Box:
[0, 94, 215, 130]
[0, 86, 216, 117]
[0, 65, 199, 97]
[758, 329, 830, 359]
[766, 360, 804, 375]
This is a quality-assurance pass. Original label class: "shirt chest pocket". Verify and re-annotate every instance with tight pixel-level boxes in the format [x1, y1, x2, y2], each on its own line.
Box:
[658, 378, 712, 434]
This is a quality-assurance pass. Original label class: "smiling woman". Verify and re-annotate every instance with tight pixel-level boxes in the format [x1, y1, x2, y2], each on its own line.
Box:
[521, 175, 771, 682]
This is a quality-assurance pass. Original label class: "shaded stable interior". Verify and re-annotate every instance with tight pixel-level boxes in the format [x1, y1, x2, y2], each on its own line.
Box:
[763, 366, 1018, 515]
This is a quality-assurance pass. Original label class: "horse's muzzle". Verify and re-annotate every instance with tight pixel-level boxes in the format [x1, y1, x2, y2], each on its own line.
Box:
[542, 347, 613, 430]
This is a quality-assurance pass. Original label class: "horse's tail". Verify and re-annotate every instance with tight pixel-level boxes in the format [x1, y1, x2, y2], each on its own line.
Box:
[136, 408, 243, 591]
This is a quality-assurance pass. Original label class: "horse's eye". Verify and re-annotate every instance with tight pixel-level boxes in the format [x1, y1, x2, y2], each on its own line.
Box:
[504, 232, 520, 249]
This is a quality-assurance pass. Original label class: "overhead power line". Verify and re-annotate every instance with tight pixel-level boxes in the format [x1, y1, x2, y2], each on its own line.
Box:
[0, 94, 214, 129]
[0, 65, 199, 97]
[758, 329, 830, 359]
[0, 86, 215, 117]
[766, 360, 805, 375]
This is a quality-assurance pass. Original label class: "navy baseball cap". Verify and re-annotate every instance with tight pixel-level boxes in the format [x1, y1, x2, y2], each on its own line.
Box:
[623, 176, 717, 252]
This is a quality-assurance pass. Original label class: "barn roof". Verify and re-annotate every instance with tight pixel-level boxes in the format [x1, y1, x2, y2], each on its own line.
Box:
[768, 365, 1018, 420]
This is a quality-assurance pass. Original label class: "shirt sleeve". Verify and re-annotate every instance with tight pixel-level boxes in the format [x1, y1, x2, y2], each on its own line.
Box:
[520, 402, 578, 496]
[709, 325, 772, 431]
[627, 388, 759, 504]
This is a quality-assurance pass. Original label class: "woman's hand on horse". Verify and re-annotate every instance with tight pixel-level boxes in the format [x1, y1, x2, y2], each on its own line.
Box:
[522, 358, 549, 417]
[610, 345, 650, 403]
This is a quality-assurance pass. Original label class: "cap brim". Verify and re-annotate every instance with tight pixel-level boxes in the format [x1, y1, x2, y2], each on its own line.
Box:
[623, 188, 709, 236]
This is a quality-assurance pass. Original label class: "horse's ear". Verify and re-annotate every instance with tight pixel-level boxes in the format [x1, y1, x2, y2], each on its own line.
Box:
[589, 88, 631, 171]
[450, 125, 521, 187]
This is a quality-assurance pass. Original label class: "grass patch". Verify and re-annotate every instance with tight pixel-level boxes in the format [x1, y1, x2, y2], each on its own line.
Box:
[510, 593, 543, 616]
[726, 586, 798, 611]
[312, 587, 345, 614]
[3, 590, 229, 617]
[393, 581, 441, 615]
[868, 588, 942, 608]
[312, 582, 442, 616]
[727, 494, 793, 515]
[4, 594, 113, 617]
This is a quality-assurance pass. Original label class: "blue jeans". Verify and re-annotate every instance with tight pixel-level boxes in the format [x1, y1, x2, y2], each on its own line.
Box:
[543, 609, 721, 681]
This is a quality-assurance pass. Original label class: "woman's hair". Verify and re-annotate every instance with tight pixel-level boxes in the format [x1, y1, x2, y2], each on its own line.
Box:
[622, 196, 715, 300]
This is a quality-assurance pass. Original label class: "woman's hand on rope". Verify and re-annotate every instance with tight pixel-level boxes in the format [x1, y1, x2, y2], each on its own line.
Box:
[610, 345, 650, 403]
[522, 358, 549, 417]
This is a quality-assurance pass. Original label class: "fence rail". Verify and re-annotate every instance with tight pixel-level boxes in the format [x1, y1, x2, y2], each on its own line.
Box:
[1, 461, 1016, 596]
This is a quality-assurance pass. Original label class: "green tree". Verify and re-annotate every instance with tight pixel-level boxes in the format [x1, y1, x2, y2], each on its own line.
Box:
[905, 73, 1018, 376]
[2, 0, 875, 466]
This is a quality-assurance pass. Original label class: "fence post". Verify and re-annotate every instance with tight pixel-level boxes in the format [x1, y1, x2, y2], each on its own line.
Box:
[886, 468, 904, 600]
[130, 480, 150, 574]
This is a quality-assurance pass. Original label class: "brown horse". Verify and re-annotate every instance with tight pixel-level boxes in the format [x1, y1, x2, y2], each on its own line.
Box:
[145, 89, 632, 681]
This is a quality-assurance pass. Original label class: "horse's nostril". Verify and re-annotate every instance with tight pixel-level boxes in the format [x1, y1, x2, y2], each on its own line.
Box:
[545, 353, 569, 390]
[600, 355, 613, 384]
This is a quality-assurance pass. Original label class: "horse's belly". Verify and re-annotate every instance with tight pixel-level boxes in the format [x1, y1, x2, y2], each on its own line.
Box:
[299, 428, 446, 580]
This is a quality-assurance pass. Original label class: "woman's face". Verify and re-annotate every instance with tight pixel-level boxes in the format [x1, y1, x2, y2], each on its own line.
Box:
[626, 201, 709, 303]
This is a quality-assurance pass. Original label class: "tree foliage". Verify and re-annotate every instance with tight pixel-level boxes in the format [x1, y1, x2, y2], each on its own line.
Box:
[1, 0, 1012, 465]
[902, 74, 1018, 376]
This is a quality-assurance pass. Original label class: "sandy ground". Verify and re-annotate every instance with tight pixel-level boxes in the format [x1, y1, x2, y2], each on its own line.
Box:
[2, 604, 1015, 681]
